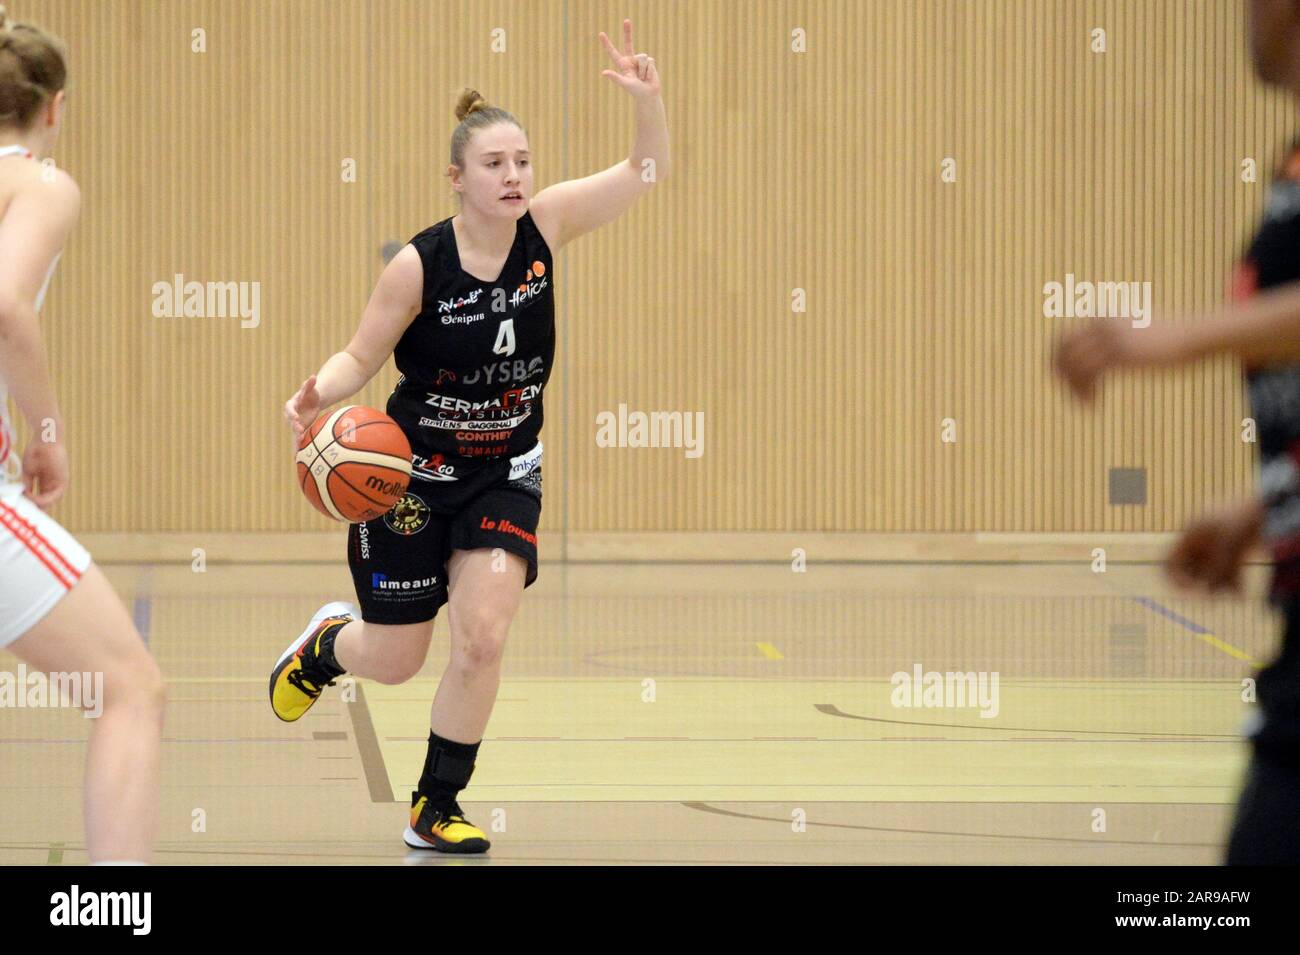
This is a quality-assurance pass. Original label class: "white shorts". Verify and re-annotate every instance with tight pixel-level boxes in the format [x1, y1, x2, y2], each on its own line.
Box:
[0, 483, 92, 649]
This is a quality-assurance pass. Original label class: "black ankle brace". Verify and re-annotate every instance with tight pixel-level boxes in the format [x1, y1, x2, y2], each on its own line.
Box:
[418, 732, 480, 800]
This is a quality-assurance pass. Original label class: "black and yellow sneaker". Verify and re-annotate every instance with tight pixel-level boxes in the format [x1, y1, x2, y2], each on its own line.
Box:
[269, 601, 354, 722]
[403, 793, 491, 854]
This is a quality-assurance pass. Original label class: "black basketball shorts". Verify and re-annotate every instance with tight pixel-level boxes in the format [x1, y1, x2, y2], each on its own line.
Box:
[346, 451, 542, 625]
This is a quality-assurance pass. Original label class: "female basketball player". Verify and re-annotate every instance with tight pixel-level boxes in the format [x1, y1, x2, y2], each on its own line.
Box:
[0, 7, 163, 864]
[271, 19, 668, 853]
[1054, 0, 1300, 864]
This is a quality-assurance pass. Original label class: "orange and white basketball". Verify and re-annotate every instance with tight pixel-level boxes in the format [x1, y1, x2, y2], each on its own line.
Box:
[295, 406, 412, 523]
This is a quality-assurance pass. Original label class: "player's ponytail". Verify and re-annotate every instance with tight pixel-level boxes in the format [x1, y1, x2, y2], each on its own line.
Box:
[448, 87, 525, 197]
[0, 4, 68, 130]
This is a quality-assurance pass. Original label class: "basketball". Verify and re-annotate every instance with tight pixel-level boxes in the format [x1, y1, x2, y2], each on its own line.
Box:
[295, 406, 412, 523]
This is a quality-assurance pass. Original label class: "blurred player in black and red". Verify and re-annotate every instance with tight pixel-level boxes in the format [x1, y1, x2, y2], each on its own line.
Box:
[1055, 1, 1300, 864]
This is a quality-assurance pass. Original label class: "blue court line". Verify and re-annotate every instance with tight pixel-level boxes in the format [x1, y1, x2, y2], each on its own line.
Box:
[131, 567, 152, 646]
[1129, 596, 1260, 664]
[131, 596, 151, 646]
[1128, 596, 1211, 634]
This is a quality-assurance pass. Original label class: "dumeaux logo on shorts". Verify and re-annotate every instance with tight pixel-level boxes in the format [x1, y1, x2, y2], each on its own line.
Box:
[384, 492, 430, 535]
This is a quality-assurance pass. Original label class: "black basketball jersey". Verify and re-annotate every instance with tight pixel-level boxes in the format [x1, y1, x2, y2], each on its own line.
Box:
[386, 211, 555, 486]
[1237, 139, 1300, 599]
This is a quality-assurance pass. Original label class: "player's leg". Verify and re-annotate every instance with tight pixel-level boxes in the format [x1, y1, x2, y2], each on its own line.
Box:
[405, 482, 540, 854]
[1224, 598, 1300, 863]
[268, 605, 434, 721]
[331, 618, 433, 682]
[433, 547, 527, 738]
[7, 564, 164, 864]
[1225, 749, 1300, 864]
[403, 547, 527, 854]
[269, 508, 441, 722]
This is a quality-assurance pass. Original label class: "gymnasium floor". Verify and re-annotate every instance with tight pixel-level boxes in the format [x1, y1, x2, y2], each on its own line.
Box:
[0, 558, 1275, 865]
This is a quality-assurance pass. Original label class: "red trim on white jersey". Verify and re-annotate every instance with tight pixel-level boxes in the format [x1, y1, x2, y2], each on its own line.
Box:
[0, 497, 81, 590]
[0, 144, 51, 481]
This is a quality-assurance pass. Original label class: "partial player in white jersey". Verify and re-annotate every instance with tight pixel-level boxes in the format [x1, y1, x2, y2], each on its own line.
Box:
[0, 6, 163, 864]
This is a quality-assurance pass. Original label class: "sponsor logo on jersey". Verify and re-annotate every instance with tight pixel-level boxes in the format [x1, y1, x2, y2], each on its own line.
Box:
[507, 262, 549, 310]
[383, 492, 431, 535]
[435, 369, 457, 385]
[422, 384, 542, 416]
[437, 288, 485, 314]
[508, 442, 543, 480]
[371, 573, 439, 591]
[411, 453, 458, 482]
[440, 311, 487, 326]
[420, 413, 531, 431]
[461, 356, 545, 386]
[478, 515, 538, 546]
[358, 521, 371, 559]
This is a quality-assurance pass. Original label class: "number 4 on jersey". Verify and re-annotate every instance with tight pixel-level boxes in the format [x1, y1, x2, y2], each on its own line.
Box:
[493, 318, 516, 357]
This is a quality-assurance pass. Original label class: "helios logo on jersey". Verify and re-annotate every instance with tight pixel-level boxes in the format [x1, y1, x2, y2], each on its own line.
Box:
[1042, 273, 1152, 328]
[0, 666, 102, 718]
[507, 265, 548, 310]
[890, 664, 1000, 718]
[594, 404, 704, 459]
[49, 885, 151, 935]
[151, 274, 260, 329]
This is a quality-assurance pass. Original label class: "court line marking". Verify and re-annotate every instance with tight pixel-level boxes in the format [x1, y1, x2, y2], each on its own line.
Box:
[379, 736, 1239, 744]
[131, 566, 152, 646]
[814, 703, 1240, 739]
[755, 642, 784, 660]
[10, 842, 1100, 864]
[129, 563, 152, 647]
[1129, 596, 1261, 665]
[679, 802, 1221, 848]
[131, 597, 151, 646]
[348, 681, 394, 804]
[149, 676, 1250, 685]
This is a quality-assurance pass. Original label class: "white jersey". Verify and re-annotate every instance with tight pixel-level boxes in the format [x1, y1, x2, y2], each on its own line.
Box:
[0, 145, 91, 648]
[0, 144, 61, 486]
